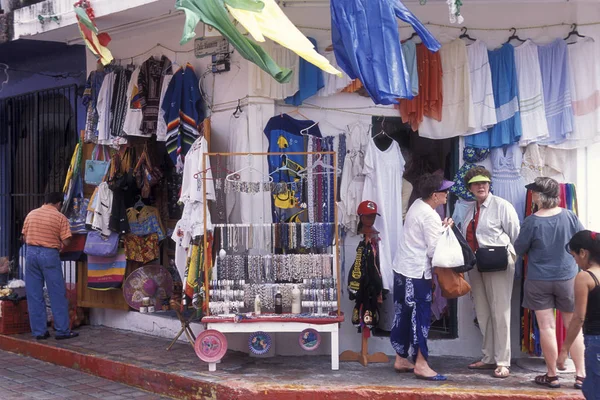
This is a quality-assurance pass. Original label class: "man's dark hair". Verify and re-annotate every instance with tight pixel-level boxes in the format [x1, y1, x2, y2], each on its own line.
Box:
[417, 173, 444, 200]
[45, 192, 63, 205]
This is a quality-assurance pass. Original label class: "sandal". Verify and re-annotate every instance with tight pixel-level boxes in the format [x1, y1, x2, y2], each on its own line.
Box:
[468, 361, 496, 370]
[534, 374, 560, 388]
[574, 376, 585, 390]
[493, 366, 510, 379]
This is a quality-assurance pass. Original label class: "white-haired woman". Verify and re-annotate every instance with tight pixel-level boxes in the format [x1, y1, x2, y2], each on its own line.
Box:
[515, 177, 585, 389]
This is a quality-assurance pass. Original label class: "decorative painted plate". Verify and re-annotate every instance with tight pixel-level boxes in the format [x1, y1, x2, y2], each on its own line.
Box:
[248, 331, 271, 355]
[194, 329, 228, 363]
[299, 328, 321, 351]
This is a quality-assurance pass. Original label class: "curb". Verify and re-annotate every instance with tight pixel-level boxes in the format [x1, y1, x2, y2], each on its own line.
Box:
[0, 334, 584, 400]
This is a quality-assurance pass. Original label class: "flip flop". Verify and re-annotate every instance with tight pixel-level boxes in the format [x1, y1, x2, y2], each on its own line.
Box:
[394, 367, 415, 373]
[415, 373, 447, 381]
[468, 361, 496, 370]
[574, 376, 585, 390]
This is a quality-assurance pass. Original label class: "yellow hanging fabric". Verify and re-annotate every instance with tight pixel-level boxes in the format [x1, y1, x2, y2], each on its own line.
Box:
[225, 0, 342, 77]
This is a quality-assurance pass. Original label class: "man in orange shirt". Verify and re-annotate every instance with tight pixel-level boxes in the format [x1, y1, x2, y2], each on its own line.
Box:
[22, 192, 79, 340]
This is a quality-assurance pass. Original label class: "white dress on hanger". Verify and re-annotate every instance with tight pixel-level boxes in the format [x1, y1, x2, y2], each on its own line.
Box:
[550, 37, 600, 149]
[249, 43, 300, 100]
[362, 138, 405, 291]
[338, 121, 370, 233]
[226, 110, 272, 224]
[513, 40, 549, 146]
[419, 39, 475, 139]
[465, 40, 497, 135]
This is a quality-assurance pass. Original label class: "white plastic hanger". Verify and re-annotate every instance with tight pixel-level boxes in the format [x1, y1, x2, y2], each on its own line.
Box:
[297, 154, 341, 177]
[226, 154, 274, 183]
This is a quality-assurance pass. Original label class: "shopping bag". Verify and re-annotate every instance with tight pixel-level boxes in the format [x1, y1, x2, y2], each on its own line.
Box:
[84, 231, 119, 257]
[433, 267, 471, 299]
[85, 145, 110, 186]
[451, 225, 476, 273]
[432, 226, 464, 269]
[60, 234, 87, 262]
[87, 249, 126, 290]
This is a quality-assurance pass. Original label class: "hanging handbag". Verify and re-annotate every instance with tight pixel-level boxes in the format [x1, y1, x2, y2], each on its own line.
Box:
[451, 225, 476, 273]
[84, 231, 119, 257]
[472, 207, 508, 273]
[273, 188, 297, 209]
[87, 249, 127, 290]
[433, 267, 471, 299]
[85, 145, 111, 186]
[123, 233, 160, 264]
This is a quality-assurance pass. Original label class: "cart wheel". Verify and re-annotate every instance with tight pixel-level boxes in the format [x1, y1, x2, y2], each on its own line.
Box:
[194, 329, 228, 363]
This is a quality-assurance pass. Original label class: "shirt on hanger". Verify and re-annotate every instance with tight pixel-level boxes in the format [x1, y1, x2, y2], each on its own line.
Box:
[465, 40, 497, 135]
[138, 55, 173, 136]
[285, 37, 325, 106]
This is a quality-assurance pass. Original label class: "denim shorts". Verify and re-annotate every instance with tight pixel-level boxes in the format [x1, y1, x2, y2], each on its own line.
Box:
[583, 335, 600, 400]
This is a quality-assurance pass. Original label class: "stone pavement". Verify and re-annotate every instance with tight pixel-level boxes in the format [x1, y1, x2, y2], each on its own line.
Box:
[0, 325, 585, 400]
[0, 349, 174, 400]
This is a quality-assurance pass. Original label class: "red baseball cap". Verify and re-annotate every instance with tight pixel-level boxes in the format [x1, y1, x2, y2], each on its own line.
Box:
[357, 200, 380, 216]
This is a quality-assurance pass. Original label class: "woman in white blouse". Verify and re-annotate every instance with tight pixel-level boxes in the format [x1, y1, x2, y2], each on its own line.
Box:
[391, 173, 454, 381]
[460, 166, 520, 379]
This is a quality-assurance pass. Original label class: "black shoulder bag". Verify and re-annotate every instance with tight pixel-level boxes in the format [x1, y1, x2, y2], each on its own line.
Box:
[473, 206, 509, 273]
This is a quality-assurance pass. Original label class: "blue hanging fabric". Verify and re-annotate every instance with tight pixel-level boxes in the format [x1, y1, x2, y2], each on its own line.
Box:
[330, 0, 441, 105]
[285, 37, 325, 106]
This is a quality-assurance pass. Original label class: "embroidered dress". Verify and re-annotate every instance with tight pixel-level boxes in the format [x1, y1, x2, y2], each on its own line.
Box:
[465, 44, 521, 149]
[490, 144, 527, 222]
[362, 138, 405, 291]
[465, 40, 496, 135]
[513, 40, 549, 146]
[551, 37, 600, 149]
[538, 39, 574, 146]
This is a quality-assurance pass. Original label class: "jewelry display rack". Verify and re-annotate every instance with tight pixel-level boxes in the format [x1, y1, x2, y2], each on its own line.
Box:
[199, 152, 344, 371]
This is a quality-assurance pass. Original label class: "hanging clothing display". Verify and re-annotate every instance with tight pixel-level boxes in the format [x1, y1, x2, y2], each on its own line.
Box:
[317, 49, 353, 97]
[110, 68, 132, 138]
[338, 122, 371, 233]
[465, 40, 496, 135]
[83, 69, 106, 143]
[520, 143, 573, 184]
[513, 40, 549, 146]
[397, 44, 443, 131]
[348, 238, 383, 330]
[552, 37, 600, 149]
[538, 39, 574, 146]
[162, 64, 203, 169]
[227, 111, 272, 224]
[138, 56, 173, 136]
[226, 0, 341, 76]
[176, 0, 293, 83]
[157, 73, 174, 142]
[490, 144, 527, 222]
[419, 39, 474, 139]
[402, 40, 419, 98]
[362, 138, 405, 291]
[450, 147, 491, 200]
[285, 37, 324, 106]
[330, 0, 440, 105]
[465, 44, 521, 149]
[96, 71, 127, 147]
[122, 67, 144, 137]
[249, 44, 300, 99]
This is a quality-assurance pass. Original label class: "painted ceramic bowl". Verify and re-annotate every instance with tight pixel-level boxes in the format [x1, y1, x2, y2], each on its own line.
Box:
[248, 331, 272, 355]
[299, 328, 321, 351]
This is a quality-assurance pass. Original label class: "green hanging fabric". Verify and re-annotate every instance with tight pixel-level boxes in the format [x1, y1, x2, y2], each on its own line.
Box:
[176, 0, 293, 83]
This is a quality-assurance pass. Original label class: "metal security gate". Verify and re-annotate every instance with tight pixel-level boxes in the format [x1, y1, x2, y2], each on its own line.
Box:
[0, 84, 79, 280]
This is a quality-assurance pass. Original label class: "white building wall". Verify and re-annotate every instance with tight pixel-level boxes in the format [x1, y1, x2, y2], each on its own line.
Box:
[90, 1, 600, 358]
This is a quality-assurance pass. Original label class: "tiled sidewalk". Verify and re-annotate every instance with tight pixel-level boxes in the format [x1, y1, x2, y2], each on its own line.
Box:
[0, 349, 174, 400]
[0, 325, 585, 400]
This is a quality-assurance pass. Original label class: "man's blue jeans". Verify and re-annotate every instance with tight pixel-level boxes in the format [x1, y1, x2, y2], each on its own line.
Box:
[25, 246, 70, 337]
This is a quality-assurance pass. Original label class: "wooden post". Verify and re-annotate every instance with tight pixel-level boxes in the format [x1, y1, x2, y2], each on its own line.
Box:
[339, 327, 389, 367]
